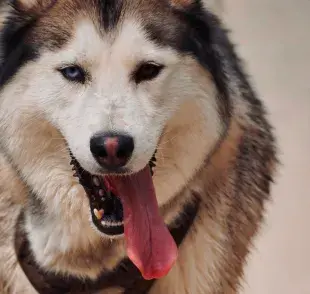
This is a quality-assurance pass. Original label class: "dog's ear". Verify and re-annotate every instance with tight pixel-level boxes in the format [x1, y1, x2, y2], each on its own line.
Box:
[12, 0, 57, 15]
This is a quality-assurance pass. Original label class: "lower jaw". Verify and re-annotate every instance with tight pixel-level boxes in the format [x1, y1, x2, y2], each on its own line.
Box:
[91, 214, 124, 236]
[89, 190, 125, 236]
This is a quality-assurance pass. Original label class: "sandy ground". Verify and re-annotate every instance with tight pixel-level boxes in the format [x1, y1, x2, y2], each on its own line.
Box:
[221, 1, 310, 293]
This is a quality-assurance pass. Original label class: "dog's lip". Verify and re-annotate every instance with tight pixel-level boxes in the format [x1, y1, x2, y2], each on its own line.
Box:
[92, 169, 133, 177]
[90, 163, 132, 176]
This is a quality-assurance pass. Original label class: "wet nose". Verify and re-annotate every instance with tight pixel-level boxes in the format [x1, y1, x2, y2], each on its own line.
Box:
[90, 132, 134, 170]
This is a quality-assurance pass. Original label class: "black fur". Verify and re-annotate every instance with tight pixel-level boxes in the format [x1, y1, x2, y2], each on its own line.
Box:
[143, 0, 275, 133]
[144, 1, 232, 123]
[98, 0, 124, 31]
[28, 193, 47, 224]
[0, 10, 37, 89]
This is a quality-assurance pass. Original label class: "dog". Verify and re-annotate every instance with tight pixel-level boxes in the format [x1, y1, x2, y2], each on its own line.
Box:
[0, 0, 277, 293]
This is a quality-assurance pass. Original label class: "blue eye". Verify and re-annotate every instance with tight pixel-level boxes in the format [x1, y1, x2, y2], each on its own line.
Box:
[59, 65, 86, 83]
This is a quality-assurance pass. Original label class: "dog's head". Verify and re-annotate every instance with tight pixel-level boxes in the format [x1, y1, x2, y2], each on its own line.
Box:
[0, 0, 228, 279]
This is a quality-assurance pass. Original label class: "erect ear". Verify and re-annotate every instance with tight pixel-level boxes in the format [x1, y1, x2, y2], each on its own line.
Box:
[12, 0, 57, 15]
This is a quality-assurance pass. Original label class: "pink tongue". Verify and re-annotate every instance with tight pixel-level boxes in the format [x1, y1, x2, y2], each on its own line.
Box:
[106, 166, 177, 280]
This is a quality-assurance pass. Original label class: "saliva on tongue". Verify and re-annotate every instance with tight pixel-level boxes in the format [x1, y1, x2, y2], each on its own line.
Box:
[105, 166, 178, 280]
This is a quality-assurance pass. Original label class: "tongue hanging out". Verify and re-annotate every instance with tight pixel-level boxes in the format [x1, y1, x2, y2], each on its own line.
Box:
[106, 166, 178, 280]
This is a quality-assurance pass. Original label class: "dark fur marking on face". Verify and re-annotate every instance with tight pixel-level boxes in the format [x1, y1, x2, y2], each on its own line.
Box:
[0, 1, 74, 89]
[143, 1, 232, 124]
[0, 13, 38, 88]
[97, 0, 124, 31]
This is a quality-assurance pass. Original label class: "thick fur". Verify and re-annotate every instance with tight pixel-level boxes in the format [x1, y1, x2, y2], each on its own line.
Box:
[0, 0, 276, 293]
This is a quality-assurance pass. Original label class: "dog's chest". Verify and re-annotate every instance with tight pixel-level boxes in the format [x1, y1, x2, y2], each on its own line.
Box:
[15, 200, 200, 294]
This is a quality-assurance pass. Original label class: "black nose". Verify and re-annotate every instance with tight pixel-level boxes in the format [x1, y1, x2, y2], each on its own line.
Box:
[90, 132, 134, 170]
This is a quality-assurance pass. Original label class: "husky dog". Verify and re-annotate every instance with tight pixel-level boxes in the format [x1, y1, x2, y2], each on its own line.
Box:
[0, 0, 277, 293]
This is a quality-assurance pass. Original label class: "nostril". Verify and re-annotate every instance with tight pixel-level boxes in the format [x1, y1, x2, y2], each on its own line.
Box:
[90, 136, 108, 158]
[98, 147, 108, 158]
[116, 149, 129, 159]
[101, 149, 108, 158]
[117, 136, 134, 159]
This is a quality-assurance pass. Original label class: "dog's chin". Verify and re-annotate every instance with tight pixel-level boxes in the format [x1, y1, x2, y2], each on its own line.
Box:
[70, 152, 157, 238]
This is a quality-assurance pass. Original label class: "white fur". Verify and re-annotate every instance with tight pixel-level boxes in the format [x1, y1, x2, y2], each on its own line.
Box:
[18, 19, 184, 174]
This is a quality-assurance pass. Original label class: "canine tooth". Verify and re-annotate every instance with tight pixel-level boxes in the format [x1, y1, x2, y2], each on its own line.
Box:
[94, 208, 104, 220]
[93, 177, 100, 187]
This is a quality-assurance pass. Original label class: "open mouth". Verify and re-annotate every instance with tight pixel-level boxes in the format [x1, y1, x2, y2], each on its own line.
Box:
[69, 150, 178, 280]
[70, 152, 157, 236]
[71, 149, 177, 279]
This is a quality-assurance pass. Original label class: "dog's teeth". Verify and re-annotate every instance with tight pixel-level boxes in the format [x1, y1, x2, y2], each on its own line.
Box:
[94, 208, 104, 220]
[93, 177, 100, 187]
[73, 172, 78, 177]
[101, 221, 123, 227]
[99, 189, 105, 196]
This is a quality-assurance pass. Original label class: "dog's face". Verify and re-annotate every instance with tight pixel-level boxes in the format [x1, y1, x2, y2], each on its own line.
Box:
[1, 0, 222, 174]
[0, 0, 226, 279]
[34, 19, 184, 175]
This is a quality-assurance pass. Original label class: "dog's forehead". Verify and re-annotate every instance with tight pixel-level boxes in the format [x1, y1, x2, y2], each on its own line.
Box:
[30, 0, 187, 51]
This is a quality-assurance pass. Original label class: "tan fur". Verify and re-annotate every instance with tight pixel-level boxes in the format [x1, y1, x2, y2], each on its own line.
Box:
[150, 119, 243, 294]
[0, 153, 36, 293]
[0, 1, 276, 293]
[14, 0, 57, 19]
[170, 0, 194, 9]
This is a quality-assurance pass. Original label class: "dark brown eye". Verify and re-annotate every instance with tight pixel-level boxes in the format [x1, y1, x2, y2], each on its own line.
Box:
[133, 62, 164, 84]
[59, 65, 86, 83]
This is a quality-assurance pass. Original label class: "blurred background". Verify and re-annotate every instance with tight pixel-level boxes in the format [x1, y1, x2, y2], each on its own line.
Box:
[217, 1, 310, 293]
